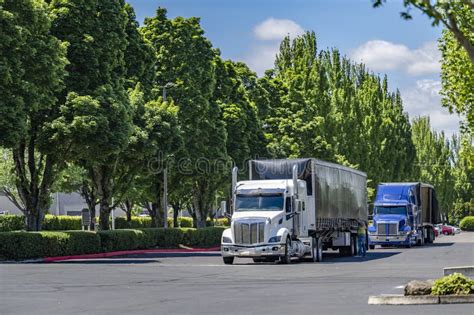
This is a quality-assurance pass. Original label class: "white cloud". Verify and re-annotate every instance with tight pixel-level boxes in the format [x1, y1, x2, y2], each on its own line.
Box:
[254, 18, 304, 41]
[242, 18, 304, 76]
[350, 40, 440, 76]
[243, 43, 280, 77]
[401, 79, 460, 137]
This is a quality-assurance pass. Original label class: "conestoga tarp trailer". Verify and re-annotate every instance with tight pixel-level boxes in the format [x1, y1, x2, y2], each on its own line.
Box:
[250, 158, 367, 242]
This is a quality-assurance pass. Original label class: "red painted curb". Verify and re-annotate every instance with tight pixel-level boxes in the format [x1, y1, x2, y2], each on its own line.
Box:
[43, 246, 221, 263]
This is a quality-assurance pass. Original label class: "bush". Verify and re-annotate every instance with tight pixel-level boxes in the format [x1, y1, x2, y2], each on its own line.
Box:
[206, 218, 229, 227]
[177, 217, 193, 227]
[98, 229, 151, 252]
[431, 273, 474, 295]
[0, 227, 225, 260]
[182, 227, 226, 247]
[0, 215, 24, 232]
[114, 216, 197, 228]
[0, 214, 228, 231]
[459, 216, 474, 231]
[43, 215, 82, 231]
[0, 231, 100, 260]
[115, 217, 152, 229]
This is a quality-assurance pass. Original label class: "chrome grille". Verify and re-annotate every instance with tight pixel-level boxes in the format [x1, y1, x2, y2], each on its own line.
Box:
[377, 223, 398, 235]
[234, 221, 265, 245]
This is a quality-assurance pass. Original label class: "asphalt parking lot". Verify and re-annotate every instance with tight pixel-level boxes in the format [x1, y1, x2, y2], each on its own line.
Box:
[1, 232, 473, 315]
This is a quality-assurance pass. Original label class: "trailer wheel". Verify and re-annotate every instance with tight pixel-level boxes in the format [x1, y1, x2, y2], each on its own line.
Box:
[313, 237, 323, 262]
[280, 237, 292, 264]
[339, 237, 353, 257]
[310, 237, 318, 262]
[223, 257, 234, 265]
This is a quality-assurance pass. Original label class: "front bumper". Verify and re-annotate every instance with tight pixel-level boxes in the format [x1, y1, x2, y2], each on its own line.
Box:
[221, 244, 285, 258]
[369, 234, 410, 245]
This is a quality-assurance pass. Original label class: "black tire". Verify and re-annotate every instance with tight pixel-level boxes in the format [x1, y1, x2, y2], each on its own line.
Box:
[223, 257, 234, 265]
[315, 237, 323, 262]
[339, 236, 353, 257]
[280, 237, 291, 264]
[369, 245, 375, 250]
[311, 237, 318, 262]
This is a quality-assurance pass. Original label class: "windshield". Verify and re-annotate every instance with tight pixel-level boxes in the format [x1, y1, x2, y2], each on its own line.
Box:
[235, 194, 284, 211]
[375, 206, 407, 216]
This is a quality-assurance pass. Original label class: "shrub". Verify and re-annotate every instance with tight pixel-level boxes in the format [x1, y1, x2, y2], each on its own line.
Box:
[114, 216, 198, 229]
[431, 273, 474, 295]
[0, 231, 100, 260]
[183, 227, 226, 247]
[0, 227, 225, 260]
[459, 216, 474, 231]
[0, 215, 24, 232]
[177, 217, 194, 227]
[43, 215, 82, 231]
[115, 217, 152, 229]
[98, 229, 148, 252]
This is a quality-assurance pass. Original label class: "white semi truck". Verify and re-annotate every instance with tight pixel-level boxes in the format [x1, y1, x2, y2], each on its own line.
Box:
[221, 158, 368, 264]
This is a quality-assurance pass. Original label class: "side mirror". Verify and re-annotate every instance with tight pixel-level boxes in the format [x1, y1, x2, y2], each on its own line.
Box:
[220, 200, 232, 219]
[285, 197, 292, 213]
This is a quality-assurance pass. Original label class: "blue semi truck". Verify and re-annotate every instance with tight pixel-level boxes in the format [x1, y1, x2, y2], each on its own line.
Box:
[368, 182, 440, 248]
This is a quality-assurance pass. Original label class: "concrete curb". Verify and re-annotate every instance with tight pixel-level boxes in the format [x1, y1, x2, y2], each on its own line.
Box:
[368, 294, 474, 305]
[443, 266, 474, 278]
[43, 247, 221, 263]
[0, 247, 221, 264]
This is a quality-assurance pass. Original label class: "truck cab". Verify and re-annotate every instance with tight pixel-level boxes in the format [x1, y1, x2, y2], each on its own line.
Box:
[221, 177, 314, 264]
[368, 183, 438, 248]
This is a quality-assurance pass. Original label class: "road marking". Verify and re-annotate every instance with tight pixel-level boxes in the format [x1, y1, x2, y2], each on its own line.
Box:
[395, 285, 405, 289]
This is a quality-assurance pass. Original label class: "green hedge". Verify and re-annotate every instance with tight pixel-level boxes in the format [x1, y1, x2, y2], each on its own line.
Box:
[42, 215, 82, 230]
[0, 231, 100, 260]
[0, 215, 229, 232]
[431, 273, 474, 295]
[459, 216, 474, 231]
[0, 215, 24, 232]
[0, 227, 226, 260]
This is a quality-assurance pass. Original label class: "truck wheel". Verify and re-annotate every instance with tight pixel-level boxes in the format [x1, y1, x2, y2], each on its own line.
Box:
[311, 237, 318, 262]
[339, 237, 353, 257]
[280, 237, 292, 264]
[428, 229, 434, 243]
[369, 245, 375, 250]
[223, 257, 234, 265]
[313, 237, 323, 262]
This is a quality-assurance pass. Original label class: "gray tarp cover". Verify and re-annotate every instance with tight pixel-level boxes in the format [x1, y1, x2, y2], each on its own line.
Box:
[250, 159, 368, 221]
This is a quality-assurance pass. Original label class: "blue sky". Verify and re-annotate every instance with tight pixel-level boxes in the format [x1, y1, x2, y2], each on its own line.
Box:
[127, 0, 460, 136]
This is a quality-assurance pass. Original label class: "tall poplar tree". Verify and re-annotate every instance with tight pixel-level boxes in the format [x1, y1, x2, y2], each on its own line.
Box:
[142, 8, 228, 228]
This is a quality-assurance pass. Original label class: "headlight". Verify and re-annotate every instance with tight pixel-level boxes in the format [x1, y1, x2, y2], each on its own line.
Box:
[268, 236, 281, 243]
[222, 236, 232, 243]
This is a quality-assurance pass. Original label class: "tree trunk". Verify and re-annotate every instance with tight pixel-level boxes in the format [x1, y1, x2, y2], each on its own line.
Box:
[149, 202, 163, 228]
[124, 199, 133, 222]
[91, 166, 113, 230]
[99, 198, 111, 230]
[81, 183, 97, 230]
[25, 208, 44, 231]
[172, 203, 180, 228]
